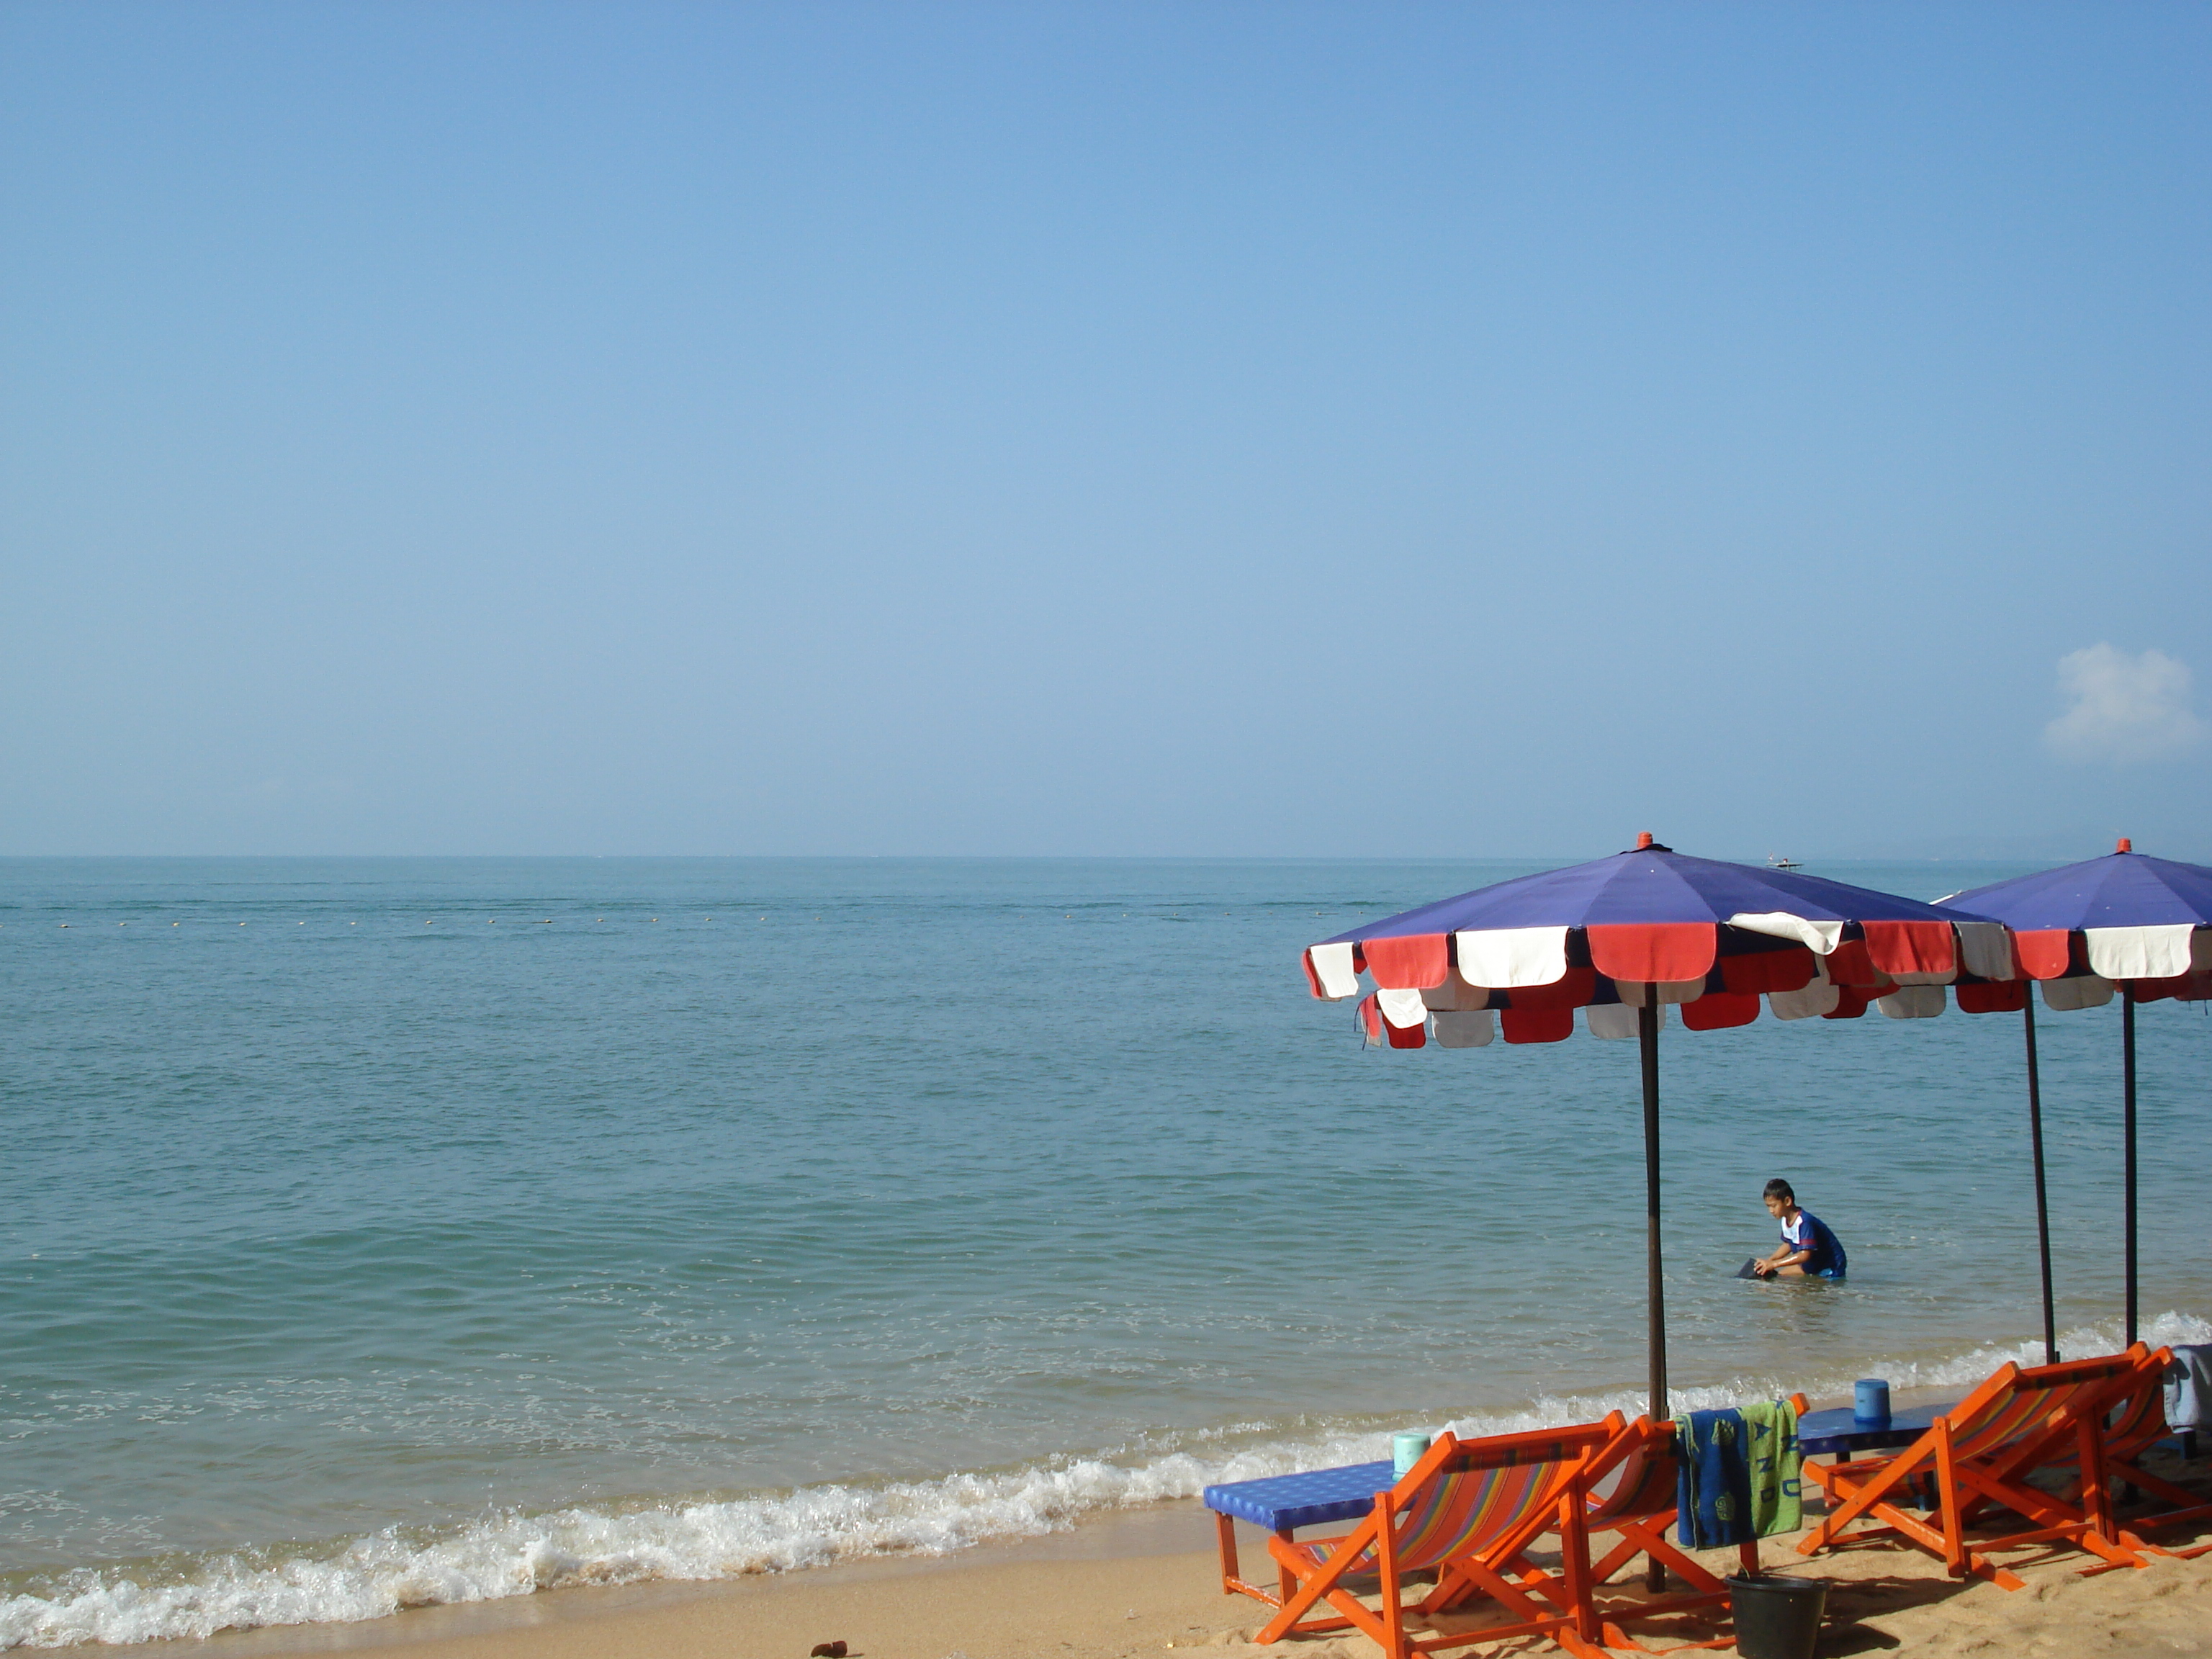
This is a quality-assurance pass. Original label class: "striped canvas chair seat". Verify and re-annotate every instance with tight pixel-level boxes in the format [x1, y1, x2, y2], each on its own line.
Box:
[1950, 1367, 2128, 1462]
[1584, 1437, 1678, 1521]
[1282, 1455, 1564, 1573]
[2103, 1378, 2171, 1462]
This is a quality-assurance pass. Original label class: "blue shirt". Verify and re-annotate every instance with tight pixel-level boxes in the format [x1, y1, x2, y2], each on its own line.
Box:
[1781, 1209, 1846, 1277]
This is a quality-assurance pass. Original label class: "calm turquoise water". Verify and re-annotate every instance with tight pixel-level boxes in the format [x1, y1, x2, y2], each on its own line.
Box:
[2, 858, 2206, 1645]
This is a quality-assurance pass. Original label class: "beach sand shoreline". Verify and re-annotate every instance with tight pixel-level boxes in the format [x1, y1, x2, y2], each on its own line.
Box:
[101, 1426, 2212, 1659]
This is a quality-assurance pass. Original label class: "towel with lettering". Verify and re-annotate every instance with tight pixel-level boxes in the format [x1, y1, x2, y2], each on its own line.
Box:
[1739, 1398, 1802, 1537]
[1674, 1401, 1802, 1547]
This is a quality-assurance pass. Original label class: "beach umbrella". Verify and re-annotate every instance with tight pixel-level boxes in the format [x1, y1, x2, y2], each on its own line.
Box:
[1300, 835, 2012, 1429]
[1937, 841, 2212, 1353]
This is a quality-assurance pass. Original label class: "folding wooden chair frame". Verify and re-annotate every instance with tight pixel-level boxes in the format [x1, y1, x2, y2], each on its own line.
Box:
[1448, 1403, 1814, 1655]
[1798, 1352, 2153, 1588]
[2087, 1349, 2212, 1562]
[1246, 1422, 1618, 1659]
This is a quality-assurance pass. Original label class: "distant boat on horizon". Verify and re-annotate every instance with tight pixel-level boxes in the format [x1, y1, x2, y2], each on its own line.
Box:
[1768, 855, 1802, 871]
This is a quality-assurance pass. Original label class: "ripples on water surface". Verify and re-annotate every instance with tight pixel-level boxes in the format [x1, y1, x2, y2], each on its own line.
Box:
[2, 858, 2206, 1645]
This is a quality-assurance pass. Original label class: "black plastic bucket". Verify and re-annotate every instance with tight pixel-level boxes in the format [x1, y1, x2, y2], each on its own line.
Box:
[1727, 1573, 1828, 1659]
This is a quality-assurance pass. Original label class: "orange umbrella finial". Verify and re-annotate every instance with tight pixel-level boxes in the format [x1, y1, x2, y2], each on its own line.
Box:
[1635, 831, 1654, 850]
[2118, 837, 2133, 853]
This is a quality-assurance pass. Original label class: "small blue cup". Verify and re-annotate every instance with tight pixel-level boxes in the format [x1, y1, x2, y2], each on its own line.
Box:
[1393, 1431, 1432, 1478]
[1854, 1378, 1892, 1424]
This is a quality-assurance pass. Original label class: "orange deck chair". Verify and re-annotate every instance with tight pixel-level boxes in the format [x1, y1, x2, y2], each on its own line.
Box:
[1434, 1403, 1807, 1655]
[1797, 1351, 2152, 1588]
[1251, 1421, 1617, 1659]
[2086, 1348, 2211, 1560]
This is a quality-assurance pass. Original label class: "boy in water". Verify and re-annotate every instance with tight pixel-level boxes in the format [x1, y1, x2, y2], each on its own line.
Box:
[1753, 1179, 1847, 1279]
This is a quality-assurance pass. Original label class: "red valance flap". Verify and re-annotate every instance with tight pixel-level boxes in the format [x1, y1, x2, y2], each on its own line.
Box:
[1681, 991, 1760, 1031]
[1955, 980, 2028, 1014]
[1362, 932, 1450, 990]
[2013, 929, 2074, 981]
[1358, 995, 1382, 1044]
[1386, 1014, 1427, 1048]
[1500, 1007, 1575, 1044]
[2129, 968, 2212, 1004]
[1301, 951, 1326, 999]
[1720, 948, 1816, 996]
[1496, 967, 1599, 1012]
[1822, 940, 1882, 986]
[1862, 920, 1956, 977]
[1585, 923, 1718, 986]
[1823, 985, 1876, 1020]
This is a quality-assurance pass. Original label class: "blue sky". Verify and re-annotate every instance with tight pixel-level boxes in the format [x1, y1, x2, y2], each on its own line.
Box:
[3, 1, 2206, 858]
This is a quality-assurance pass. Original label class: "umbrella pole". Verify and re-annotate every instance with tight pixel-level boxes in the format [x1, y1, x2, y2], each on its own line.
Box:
[2123, 986, 2138, 1349]
[2023, 997, 2057, 1365]
[1639, 994, 1667, 1593]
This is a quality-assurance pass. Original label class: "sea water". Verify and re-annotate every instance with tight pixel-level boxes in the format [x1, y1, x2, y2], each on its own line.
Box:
[2, 857, 2206, 1647]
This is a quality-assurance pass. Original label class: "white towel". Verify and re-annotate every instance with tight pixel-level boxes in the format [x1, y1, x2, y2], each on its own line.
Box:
[2165, 1343, 2212, 1429]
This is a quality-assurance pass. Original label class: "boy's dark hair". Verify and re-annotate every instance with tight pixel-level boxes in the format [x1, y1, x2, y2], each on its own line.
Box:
[1763, 1178, 1796, 1202]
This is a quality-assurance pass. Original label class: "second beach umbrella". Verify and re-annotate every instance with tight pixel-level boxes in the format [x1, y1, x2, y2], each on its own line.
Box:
[1301, 835, 2010, 1426]
[1938, 841, 2212, 1351]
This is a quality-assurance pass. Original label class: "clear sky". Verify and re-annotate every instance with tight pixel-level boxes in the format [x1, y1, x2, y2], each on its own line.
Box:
[4, 1, 2206, 860]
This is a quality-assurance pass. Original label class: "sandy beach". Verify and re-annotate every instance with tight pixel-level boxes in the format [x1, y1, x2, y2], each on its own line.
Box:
[112, 1439, 2212, 1659]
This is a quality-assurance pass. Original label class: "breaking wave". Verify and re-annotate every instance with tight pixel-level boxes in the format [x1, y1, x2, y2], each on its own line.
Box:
[5, 1309, 2204, 1649]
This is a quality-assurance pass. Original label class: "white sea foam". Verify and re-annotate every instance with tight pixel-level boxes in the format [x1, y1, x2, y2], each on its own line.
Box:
[5, 1309, 2206, 1650]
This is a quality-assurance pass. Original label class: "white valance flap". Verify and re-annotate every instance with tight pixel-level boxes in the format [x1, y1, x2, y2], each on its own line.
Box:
[2083, 924, 2196, 981]
[1877, 984, 1946, 1019]
[1585, 1004, 1640, 1040]
[1377, 987, 1430, 1030]
[1768, 981, 1842, 1021]
[1728, 912, 1844, 955]
[1421, 973, 1491, 1012]
[1434, 1010, 1496, 1048]
[1614, 979, 1707, 1007]
[1307, 941, 1359, 1001]
[1452, 926, 1570, 988]
[1955, 922, 2015, 981]
[2041, 976, 2115, 1012]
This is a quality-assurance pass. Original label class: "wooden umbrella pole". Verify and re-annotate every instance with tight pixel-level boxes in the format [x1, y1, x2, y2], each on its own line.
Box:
[2123, 986, 2138, 1348]
[2023, 997, 2058, 1364]
[1639, 992, 1667, 1593]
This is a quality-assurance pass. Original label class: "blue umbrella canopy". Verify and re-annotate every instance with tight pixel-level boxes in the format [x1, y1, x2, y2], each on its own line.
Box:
[1941, 841, 2212, 986]
[1938, 841, 2212, 1349]
[1303, 837, 2009, 1047]
[1298, 838, 2005, 1438]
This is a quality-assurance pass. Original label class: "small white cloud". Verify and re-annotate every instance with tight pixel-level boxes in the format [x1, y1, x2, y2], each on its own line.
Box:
[2044, 644, 2206, 765]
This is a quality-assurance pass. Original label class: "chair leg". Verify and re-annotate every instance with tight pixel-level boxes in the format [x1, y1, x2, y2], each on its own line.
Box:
[1557, 1488, 1598, 1644]
[1936, 1424, 1966, 1577]
[1372, 1492, 1406, 1659]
